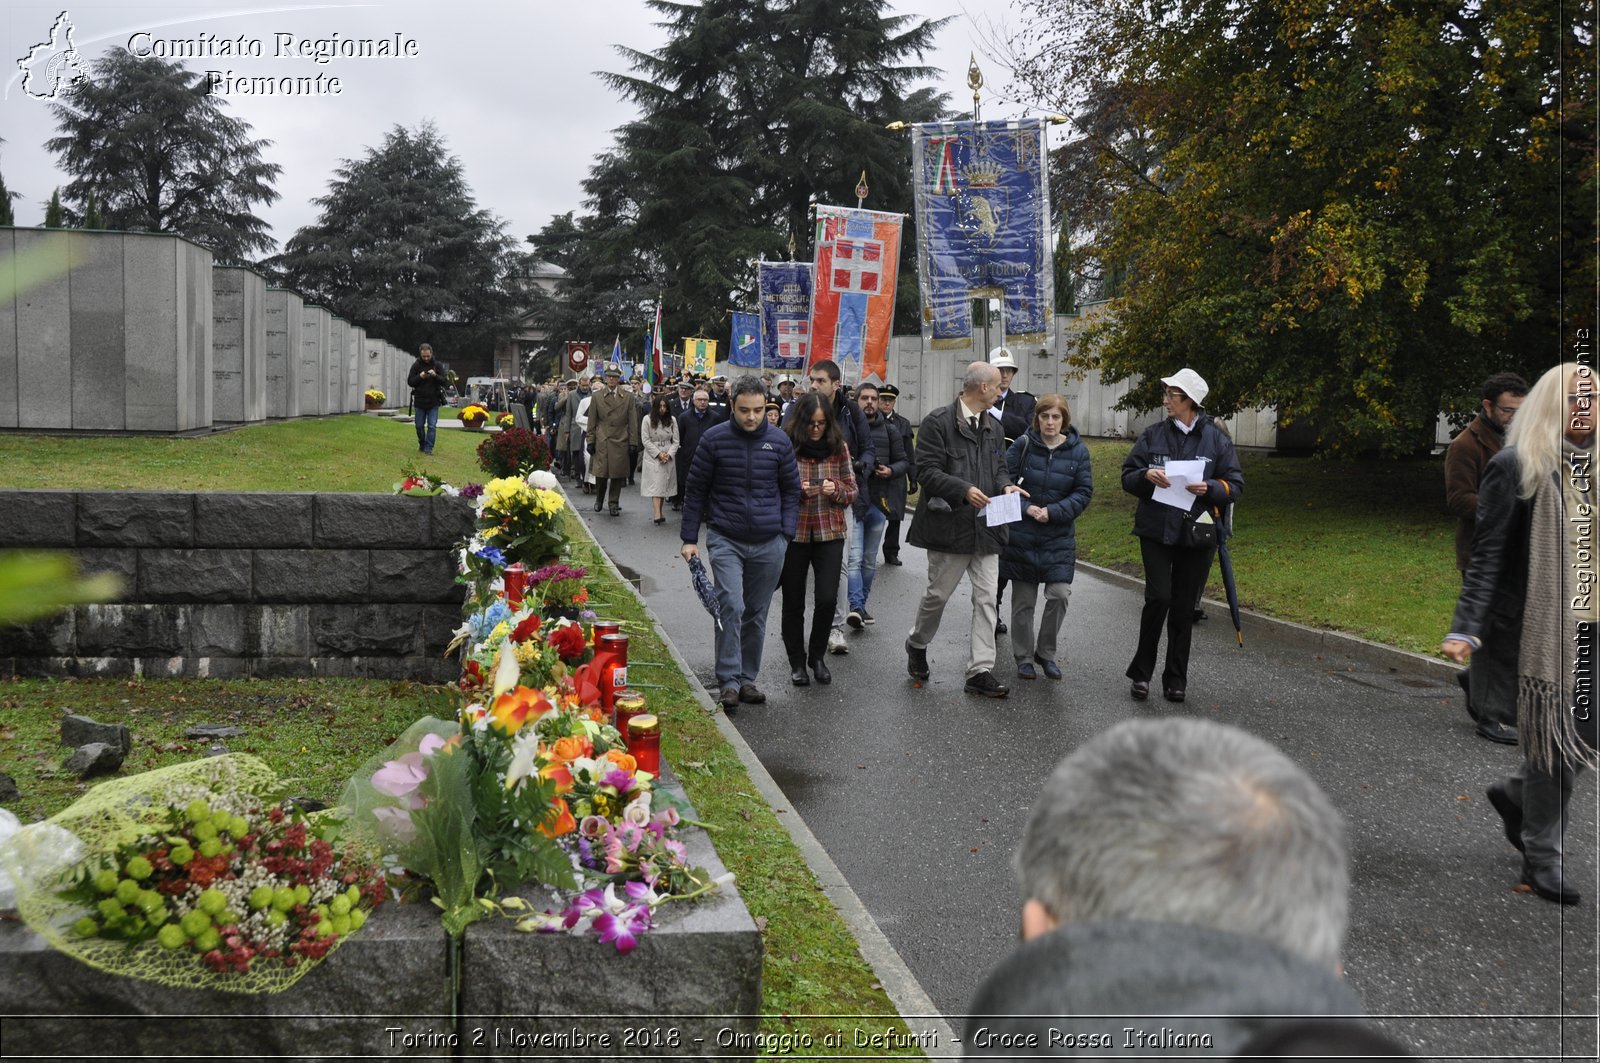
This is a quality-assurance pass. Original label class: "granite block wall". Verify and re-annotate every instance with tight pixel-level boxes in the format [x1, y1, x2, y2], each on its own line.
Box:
[212, 267, 267, 422]
[0, 491, 471, 680]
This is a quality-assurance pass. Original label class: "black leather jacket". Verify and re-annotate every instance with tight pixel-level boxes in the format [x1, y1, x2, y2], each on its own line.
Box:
[1449, 446, 1534, 643]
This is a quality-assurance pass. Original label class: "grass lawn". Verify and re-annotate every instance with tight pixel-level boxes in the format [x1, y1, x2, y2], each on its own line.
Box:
[1, 414, 487, 493]
[1071, 440, 1458, 655]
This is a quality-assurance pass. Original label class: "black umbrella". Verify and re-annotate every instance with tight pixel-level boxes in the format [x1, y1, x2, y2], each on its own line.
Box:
[687, 554, 723, 631]
[1216, 515, 1243, 647]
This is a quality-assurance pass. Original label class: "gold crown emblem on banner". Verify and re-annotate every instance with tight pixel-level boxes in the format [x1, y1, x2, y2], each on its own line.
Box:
[961, 159, 1004, 188]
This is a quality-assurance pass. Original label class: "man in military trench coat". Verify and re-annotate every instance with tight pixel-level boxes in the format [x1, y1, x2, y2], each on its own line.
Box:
[587, 363, 643, 515]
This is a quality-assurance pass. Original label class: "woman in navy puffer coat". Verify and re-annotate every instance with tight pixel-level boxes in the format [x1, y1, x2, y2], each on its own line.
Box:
[1000, 394, 1093, 681]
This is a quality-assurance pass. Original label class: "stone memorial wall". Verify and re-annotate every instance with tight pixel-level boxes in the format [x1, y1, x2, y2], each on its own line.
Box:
[299, 305, 331, 416]
[212, 266, 267, 423]
[263, 287, 303, 419]
[328, 316, 348, 415]
[0, 228, 214, 432]
[347, 324, 365, 410]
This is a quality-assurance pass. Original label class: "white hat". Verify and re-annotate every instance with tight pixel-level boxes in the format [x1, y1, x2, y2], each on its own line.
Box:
[988, 346, 1018, 370]
[1160, 368, 1210, 406]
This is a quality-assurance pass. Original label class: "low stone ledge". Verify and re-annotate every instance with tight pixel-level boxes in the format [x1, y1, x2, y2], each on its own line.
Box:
[0, 899, 450, 1059]
[369, 550, 465, 604]
[0, 786, 760, 1062]
[77, 493, 193, 547]
[314, 495, 436, 549]
[0, 491, 76, 547]
[195, 493, 314, 548]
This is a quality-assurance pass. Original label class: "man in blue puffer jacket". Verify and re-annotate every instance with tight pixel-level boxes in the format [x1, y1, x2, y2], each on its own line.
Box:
[681, 375, 802, 712]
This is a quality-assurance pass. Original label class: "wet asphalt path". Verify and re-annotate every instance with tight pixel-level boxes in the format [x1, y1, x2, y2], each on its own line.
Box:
[575, 488, 1597, 1059]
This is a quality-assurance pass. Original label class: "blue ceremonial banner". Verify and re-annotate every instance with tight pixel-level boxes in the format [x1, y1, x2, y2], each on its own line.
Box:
[758, 262, 813, 372]
[729, 311, 762, 368]
[910, 117, 1054, 349]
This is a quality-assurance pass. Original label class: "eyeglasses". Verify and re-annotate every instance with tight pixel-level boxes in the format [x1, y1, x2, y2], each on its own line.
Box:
[1164, 388, 1188, 399]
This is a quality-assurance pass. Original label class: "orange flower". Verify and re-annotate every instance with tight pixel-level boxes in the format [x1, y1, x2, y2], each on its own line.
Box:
[549, 735, 592, 764]
[573, 587, 589, 604]
[489, 686, 549, 736]
[537, 797, 576, 838]
[604, 749, 638, 774]
[541, 761, 574, 794]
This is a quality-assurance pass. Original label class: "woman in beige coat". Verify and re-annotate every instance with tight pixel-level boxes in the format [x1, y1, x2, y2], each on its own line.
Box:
[640, 395, 681, 524]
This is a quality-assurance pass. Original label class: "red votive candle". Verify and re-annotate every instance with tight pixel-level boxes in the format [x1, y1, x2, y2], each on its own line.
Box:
[502, 563, 529, 608]
[626, 714, 660, 776]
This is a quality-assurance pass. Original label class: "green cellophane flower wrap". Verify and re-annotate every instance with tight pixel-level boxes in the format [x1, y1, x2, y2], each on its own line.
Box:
[337, 717, 489, 938]
[0, 754, 386, 994]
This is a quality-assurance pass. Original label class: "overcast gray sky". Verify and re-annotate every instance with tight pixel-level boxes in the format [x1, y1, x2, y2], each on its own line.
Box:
[2, 0, 1038, 251]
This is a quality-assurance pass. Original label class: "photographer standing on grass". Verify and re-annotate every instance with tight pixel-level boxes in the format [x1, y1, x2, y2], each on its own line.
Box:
[406, 343, 445, 455]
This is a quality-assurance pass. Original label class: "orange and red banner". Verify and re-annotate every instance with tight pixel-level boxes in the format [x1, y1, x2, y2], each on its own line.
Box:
[809, 205, 901, 383]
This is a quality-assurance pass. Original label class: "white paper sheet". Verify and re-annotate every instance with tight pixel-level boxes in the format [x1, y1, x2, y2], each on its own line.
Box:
[1152, 459, 1206, 510]
[984, 490, 1023, 526]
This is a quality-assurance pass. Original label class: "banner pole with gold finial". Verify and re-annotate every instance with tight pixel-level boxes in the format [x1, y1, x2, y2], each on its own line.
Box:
[855, 169, 869, 208]
[968, 54, 983, 123]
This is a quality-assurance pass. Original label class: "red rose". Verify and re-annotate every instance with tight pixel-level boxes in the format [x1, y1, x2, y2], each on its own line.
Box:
[510, 613, 542, 643]
[546, 622, 588, 661]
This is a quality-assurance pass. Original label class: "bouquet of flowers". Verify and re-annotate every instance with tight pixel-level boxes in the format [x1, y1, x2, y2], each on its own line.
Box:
[475, 477, 568, 569]
[459, 404, 490, 428]
[393, 465, 483, 499]
[0, 755, 385, 992]
[477, 428, 553, 478]
[364, 389, 386, 406]
[497, 414, 515, 429]
[528, 562, 590, 618]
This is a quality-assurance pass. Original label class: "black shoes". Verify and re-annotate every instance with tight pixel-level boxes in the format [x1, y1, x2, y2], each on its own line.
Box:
[653, 517, 666, 525]
[847, 609, 865, 630]
[810, 658, 832, 684]
[1163, 686, 1186, 703]
[738, 684, 766, 704]
[1130, 680, 1150, 701]
[859, 607, 874, 625]
[1035, 656, 1062, 680]
[884, 556, 902, 566]
[790, 665, 810, 686]
[965, 671, 1010, 698]
[718, 686, 740, 712]
[1486, 782, 1523, 852]
[593, 496, 604, 513]
[1523, 860, 1581, 905]
[905, 640, 929, 681]
[1016, 660, 1037, 680]
[1476, 720, 1518, 745]
[609, 503, 621, 517]
[995, 619, 1008, 635]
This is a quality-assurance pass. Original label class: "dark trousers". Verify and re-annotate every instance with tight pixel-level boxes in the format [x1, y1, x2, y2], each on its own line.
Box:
[884, 518, 902, 561]
[1127, 536, 1216, 689]
[567, 447, 586, 482]
[780, 538, 845, 665]
[593, 477, 623, 507]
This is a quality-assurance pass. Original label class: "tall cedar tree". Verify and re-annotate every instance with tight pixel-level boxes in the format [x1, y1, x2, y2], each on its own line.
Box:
[1008, 0, 1593, 453]
[272, 123, 521, 362]
[531, 0, 949, 348]
[46, 49, 280, 262]
[0, 168, 13, 226]
[43, 189, 63, 228]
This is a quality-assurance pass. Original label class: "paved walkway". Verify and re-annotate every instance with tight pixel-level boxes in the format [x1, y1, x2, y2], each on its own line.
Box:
[576, 488, 1596, 1059]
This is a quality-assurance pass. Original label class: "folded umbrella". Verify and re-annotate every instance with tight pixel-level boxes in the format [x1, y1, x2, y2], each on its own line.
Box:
[687, 554, 723, 631]
[1217, 537, 1242, 647]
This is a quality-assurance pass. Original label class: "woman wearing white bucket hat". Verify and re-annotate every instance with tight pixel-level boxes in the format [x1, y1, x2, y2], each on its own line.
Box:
[1120, 368, 1244, 703]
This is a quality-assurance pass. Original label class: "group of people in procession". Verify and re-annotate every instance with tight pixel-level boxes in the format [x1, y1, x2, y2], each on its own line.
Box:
[496, 345, 1246, 720]
[408, 339, 1595, 920]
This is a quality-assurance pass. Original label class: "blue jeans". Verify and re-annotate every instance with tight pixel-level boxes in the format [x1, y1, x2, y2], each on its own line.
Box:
[706, 528, 788, 689]
[414, 405, 439, 452]
[847, 505, 888, 611]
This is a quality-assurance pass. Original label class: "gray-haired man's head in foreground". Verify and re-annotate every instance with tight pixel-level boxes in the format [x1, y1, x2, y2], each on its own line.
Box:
[1015, 717, 1348, 969]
